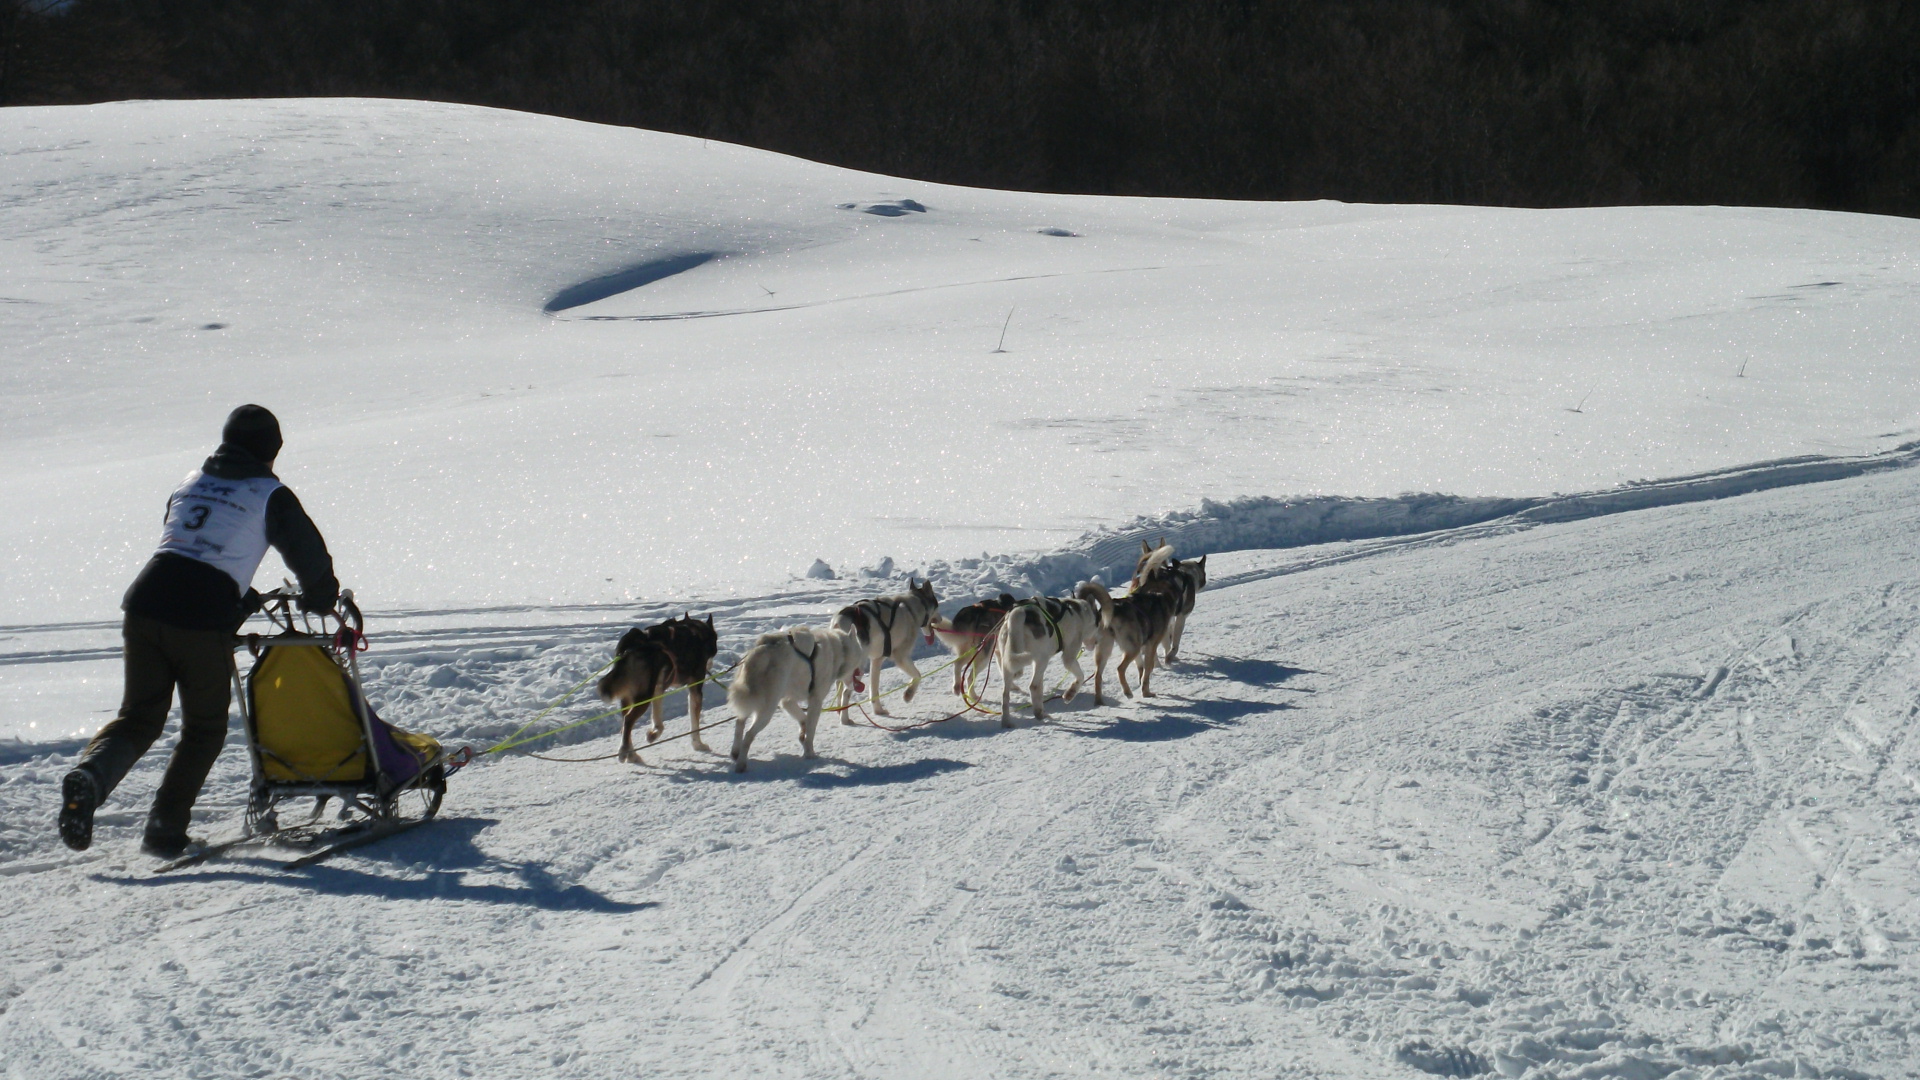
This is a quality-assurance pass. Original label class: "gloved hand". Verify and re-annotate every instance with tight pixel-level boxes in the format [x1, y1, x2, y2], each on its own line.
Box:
[298, 587, 339, 614]
[240, 588, 266, 617]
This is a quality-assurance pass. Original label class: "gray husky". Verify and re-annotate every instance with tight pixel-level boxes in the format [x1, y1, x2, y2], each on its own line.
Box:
[1131, 539, 1206, 663]
[1080, 579, 1175, 704]
[833, 578, 940, 718]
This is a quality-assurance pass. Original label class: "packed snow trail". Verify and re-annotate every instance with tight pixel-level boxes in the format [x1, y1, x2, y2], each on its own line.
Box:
[4, 464, 1919, 1078]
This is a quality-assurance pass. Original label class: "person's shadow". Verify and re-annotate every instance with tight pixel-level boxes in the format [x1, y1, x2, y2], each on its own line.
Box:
[99, 817, 652, 912]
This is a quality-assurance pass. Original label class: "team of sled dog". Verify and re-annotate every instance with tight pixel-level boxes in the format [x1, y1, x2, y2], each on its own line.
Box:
[597, 541, 1209, 772]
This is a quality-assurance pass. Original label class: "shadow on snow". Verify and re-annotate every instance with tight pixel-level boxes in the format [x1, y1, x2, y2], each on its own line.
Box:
[1070, 696, 1292, 742]
[664, 753, 973, 788]
[97, 818, 653, 913]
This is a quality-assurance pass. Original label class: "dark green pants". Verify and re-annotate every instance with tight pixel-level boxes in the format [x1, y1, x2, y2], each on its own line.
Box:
[77, 614, 234, 841]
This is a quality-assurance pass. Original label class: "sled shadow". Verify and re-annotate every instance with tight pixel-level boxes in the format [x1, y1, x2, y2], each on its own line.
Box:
[1074, 697, 1291, 742]
[1186, 655, 1315, 690]
[668, 753, 972, 789]
[100, 818, 653, 913]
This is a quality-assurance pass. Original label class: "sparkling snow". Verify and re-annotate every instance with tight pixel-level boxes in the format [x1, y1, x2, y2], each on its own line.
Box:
[2, 99, 1918, 1079]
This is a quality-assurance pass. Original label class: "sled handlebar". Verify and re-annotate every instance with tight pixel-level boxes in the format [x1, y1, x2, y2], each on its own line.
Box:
[252, 585, 364, 638]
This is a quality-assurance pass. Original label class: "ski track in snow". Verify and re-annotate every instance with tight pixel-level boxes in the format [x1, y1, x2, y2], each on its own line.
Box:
[5, 464, 1920, 1078]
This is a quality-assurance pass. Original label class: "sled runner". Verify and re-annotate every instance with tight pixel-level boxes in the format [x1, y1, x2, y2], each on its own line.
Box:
[155, 588, 454, 873]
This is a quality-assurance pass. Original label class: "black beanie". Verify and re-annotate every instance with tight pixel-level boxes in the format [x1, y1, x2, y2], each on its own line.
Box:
[222, 404, 283, 463]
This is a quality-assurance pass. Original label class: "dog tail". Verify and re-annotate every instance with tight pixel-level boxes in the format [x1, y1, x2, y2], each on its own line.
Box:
[993, 600, 1024, 672]
[597, 651, 628, 702]
[1132, 544, 1177, 589]
[727, 631, 785, 710]
[1076, 580, 1114, 628]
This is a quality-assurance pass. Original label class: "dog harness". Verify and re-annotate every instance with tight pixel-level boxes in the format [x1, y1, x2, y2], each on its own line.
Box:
[853, 597, 933, 652]
[787, 633, 821, 697]
[1016, 597, 1070, 648]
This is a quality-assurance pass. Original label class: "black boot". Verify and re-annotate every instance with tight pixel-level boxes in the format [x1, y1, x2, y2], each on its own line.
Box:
[140, 826, 199, 860]
[59, 769, 100, 851]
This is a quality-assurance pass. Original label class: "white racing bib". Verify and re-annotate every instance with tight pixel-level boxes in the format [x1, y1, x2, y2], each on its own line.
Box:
[155, 470, 283, 589]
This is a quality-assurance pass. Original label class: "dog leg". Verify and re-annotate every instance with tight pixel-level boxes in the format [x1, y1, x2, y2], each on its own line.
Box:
[688, 682, 710, 753]
[729, 709, 750, 771]
[1029, 657, 1049, 721]
[1060, 649, 1086, 704]
[897, 648, 924, 704]
[838, 673, 856, 725]
[1118, 649, 1137, 699]
[1000, 654, 1017, 728]
[647, 691, 666, 744]
[619, 702, 645, 764]
[796, 696, 823, 758]
[782, 697, 817, 757]
[1140, 637, 1161, 697]
[1093, 638, 1113, 706]
[733, 706, 777, 772]
[870, 647, 891, 716]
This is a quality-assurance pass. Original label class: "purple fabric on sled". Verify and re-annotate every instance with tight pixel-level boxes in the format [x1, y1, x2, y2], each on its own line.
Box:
[368, 717, 425, 786]
[349, 683, 426, 787]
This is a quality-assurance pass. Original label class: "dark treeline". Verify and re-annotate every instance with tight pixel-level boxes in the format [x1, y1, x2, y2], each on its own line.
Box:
[5, 0, 1916, 216]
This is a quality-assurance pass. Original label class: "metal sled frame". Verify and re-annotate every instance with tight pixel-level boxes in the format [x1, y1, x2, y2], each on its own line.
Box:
[231, 589, 446, 838]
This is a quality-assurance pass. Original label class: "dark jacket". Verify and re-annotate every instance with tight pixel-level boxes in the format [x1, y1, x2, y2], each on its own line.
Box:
[122, 443, 338, 631]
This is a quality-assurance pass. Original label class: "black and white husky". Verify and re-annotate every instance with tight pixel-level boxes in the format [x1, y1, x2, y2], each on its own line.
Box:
[993, 588, 1103, 725]
[1131, 540, 1207, 663]
[833, 578, 940, 718]
[930, 592, 1017, 697]
[725, 626, 866, 772]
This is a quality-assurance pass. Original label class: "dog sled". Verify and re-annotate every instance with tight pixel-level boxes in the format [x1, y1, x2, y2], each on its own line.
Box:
[157, 588, 459, 872]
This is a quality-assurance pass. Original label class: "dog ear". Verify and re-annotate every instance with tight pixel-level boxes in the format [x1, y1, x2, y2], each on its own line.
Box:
[1141, 539, 1152, 554]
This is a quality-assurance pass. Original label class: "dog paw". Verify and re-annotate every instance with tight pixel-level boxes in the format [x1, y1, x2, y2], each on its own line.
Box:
[690, 740, 711, 753]
[646, 730, 662, 744]
[618, 749, 643, 764]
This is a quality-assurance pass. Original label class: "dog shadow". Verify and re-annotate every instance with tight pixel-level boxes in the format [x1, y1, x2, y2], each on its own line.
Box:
[97, 817, 653, 912]
[1180, 654, 1315, 690]
[665, 752, 973, 789]
[1068, 696, 1292, 742]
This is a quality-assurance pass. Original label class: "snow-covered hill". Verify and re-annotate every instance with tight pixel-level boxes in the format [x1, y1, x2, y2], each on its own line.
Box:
[3, 100, 1918, 1079]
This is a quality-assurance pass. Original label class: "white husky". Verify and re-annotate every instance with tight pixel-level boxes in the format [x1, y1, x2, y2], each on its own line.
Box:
[833, 578, 940, 718]
[993, 588, 1103, 725]
[725, 626, 867, 772]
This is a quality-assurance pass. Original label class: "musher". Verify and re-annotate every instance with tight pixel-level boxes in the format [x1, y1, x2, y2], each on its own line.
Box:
[59, 404, 339, 858]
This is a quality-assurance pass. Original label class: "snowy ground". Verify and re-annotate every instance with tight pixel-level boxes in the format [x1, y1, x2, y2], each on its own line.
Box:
[3, 99, 1920, 1079]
